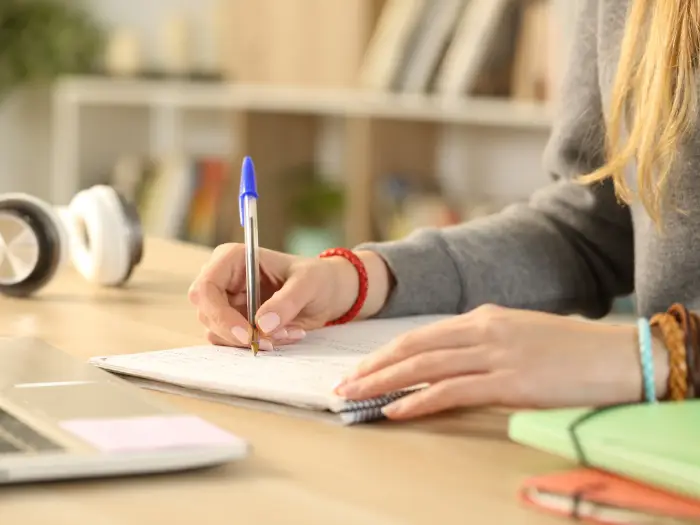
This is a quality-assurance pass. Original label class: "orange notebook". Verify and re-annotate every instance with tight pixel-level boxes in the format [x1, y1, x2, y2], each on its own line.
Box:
[520, 469, 700, 524]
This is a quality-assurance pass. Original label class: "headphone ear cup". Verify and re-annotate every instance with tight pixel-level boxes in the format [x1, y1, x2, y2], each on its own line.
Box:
[66, 185, 141, 286]
[66, 188, 117, 285]
[0, 196, 63, 297]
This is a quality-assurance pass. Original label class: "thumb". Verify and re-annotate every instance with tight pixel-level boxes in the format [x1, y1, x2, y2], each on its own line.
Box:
[256, 271, 315, 334]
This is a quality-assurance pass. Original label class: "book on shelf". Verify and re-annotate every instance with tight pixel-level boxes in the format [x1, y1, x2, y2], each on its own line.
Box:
[357, 0, 575, 102]
[358, 0, 428, 91]
[109, 153, 232, 246]
[435, 0, 514, 97]
[510, 0, 551, 102]
[393, 0, 466, 94]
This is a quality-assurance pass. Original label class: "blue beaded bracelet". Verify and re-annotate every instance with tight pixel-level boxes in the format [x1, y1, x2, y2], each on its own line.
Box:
[637, 317, 657, 403]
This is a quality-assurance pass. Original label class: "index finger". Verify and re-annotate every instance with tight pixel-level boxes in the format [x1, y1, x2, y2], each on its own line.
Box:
[191, 245, 251, 342]
[200, 243, 245, 290]
[198, 280, 250, 329]
[188, 245, 242, 306]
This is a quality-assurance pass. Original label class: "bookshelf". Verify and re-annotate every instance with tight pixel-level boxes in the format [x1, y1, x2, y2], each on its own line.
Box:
[50, 77, 553, 250]
[49, 0, 575, 253]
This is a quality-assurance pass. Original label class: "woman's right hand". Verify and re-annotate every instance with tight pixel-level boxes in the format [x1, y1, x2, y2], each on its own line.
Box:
[188, 243, 392, 350]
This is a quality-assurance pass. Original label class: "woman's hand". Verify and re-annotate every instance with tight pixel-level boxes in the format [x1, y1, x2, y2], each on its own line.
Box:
[334, 305, 670, 419]
[188, 244, 392, 350]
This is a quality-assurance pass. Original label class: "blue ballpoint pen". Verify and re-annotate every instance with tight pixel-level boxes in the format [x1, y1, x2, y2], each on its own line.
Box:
[239, 156, 260, 356]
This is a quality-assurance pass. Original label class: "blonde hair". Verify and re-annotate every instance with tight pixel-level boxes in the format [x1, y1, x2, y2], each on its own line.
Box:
[580, 0, 700, 224]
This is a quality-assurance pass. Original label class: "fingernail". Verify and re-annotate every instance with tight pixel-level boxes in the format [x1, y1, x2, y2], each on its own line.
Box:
[333, 371, 356, 391]
[259, 338, 274, 351]
[272, 328, 288, 339]
[287, 328, 306, 340]
[231, 326, 249, 345]
[332, 378, 346, 393]
[381, 401, 402, 417]
[336, 382, 356, 397]
[257, 312, 280, 334]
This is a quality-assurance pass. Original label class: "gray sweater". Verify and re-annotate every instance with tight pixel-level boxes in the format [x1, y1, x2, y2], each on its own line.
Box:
[357, 0, 700, 320]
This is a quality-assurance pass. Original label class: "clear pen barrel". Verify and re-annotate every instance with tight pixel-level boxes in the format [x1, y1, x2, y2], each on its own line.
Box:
[243, 196, 260, 339]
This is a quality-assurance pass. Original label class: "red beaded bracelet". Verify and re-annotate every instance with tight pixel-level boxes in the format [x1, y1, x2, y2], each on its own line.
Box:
[318, 247, 368, 326]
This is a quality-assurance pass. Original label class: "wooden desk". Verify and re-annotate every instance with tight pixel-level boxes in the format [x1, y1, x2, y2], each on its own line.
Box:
[1, 238, 571, 525]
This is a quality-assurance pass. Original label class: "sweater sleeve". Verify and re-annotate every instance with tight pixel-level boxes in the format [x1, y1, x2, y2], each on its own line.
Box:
[355, 0, 635, 319]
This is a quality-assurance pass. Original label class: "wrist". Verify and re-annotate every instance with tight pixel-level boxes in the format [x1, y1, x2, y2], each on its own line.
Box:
[620, 323, 669, 402]
[326, 250, 394, 322]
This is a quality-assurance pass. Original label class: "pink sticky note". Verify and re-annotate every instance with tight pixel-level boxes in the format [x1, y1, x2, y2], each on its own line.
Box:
[59, 415, 238, 453]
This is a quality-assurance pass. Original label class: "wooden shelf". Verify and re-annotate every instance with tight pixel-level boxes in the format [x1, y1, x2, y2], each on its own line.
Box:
[56, 76, 552, 129]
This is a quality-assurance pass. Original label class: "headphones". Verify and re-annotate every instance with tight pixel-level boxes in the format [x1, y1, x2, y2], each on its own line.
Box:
[0, 185, 143, 297]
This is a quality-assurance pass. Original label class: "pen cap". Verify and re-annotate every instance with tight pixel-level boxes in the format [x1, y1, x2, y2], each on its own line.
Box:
[238, 156, 259, 226]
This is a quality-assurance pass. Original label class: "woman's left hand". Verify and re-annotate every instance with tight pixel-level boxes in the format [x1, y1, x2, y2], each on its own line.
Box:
[333, 305, 669, 420]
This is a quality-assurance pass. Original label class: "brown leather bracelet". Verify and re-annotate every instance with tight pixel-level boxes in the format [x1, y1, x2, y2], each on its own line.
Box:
[650, 312, 688, 401]
[688, 311, 700, 398]
[667, 303, 695, 399]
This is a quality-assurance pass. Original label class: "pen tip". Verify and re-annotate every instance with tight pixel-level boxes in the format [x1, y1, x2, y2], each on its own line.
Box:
[251, 341, 259, 356]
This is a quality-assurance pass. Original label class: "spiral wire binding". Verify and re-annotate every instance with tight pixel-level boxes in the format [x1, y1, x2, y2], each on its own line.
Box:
[339, 406, 386, 425]
[338, 389, 419, 425]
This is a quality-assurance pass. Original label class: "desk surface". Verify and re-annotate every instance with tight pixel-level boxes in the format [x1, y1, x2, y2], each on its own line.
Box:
[1, 238, 572, 525]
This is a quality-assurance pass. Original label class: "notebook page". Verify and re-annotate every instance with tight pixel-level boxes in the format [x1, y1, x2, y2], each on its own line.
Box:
[90, 315, 451, 411]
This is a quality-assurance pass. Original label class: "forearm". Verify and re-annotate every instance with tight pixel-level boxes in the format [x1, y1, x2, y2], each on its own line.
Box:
[354, 179, 634, 319]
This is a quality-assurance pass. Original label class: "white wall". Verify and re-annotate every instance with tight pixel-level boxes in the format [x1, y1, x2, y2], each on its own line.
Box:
[0, 88, 52, 197]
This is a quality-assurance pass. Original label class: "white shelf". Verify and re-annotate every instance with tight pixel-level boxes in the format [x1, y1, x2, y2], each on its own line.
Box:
[55, 76, 553, 129]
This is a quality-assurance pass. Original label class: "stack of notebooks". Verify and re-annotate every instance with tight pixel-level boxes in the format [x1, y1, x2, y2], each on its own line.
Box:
[509, 402, 700, 523]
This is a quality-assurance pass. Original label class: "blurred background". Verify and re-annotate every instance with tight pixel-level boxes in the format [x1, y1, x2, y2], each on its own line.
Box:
[0, 0, 634, 312]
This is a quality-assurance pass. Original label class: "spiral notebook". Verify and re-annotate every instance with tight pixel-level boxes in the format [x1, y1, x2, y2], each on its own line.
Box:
[89, 315, 450, 425]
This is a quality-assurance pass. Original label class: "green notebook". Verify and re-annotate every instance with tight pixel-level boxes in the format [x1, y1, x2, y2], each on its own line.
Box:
[508, 401, 700, 499]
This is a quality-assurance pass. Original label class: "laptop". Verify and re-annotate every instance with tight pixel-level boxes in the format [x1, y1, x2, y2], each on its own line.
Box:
[0, 337, 249, 484]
